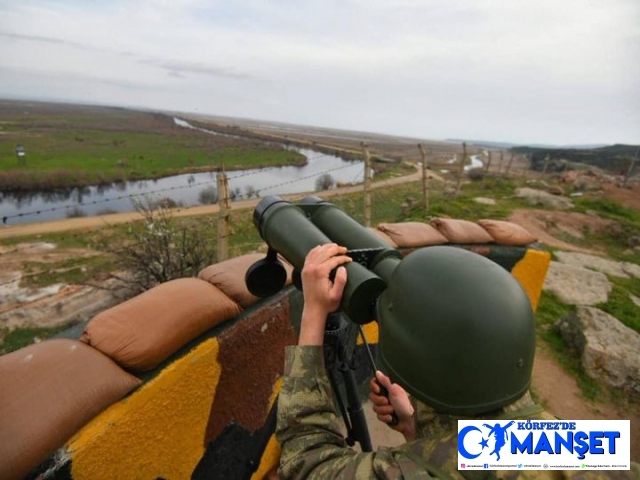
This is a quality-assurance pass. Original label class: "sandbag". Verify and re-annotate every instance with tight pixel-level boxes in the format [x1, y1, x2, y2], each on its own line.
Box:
[377, 222, 447, 248]
[478, 219, 537, 246]
[198, 254, 293, 308]
[430, 218, 494, 244]
[81, 278, 241, 372]
[366, 227, 398, 248]
[0, 339, 141, 480]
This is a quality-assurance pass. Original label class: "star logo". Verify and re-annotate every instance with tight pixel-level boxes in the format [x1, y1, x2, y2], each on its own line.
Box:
[479, 437, 489, 449]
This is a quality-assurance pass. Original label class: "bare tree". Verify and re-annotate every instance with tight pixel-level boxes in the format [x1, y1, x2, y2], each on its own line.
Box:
[245, 184, 257, 198]
[109, 200, 217, 293]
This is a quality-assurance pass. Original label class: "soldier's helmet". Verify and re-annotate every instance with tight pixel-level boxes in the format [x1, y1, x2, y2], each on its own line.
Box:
[376, 246, 535, 415]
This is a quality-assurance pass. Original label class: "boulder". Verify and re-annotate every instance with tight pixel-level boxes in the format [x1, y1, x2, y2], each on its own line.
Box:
[543, 262, 612, 305]
[554, 251, 640, 279]
[473, 197, 496, 205]
[573, 175, 602, 191]
[547, 186, 565, 196]
[556, 306, 640, 396]
[515, 188, 574, 210]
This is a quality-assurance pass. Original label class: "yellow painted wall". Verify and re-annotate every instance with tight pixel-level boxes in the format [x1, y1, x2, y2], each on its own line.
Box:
[511, 249, 551, 312]
[67, 338, 221, 480]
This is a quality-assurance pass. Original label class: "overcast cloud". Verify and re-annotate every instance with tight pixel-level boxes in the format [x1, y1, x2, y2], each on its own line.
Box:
[0, 0, 638, 145]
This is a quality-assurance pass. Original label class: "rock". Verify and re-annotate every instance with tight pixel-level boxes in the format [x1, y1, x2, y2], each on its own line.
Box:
[556, 306, 640, 396]
[554, 251, 640, 279]
[573, 175, 602, 192]
[547, 186, 565, 196]
[0, 283, 124, 331]
[543, 262, 612, 305]
[473, 197, 496, 205]
[515, 188, 574, 210]
[629, 236, 640, 247]
[631, 295, 640, 309]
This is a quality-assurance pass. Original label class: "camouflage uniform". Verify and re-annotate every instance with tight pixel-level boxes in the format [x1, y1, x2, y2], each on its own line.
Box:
[276, 346, 639, 479]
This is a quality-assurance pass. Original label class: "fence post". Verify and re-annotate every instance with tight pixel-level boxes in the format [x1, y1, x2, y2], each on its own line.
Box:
[418, 143, 429, 211]
[360, 142, 372, 227]
[455, 142, 467, 197]
[623, 148, 639, 188]
[505, 151, 515, 176]
[217, 171, 230, 261]
[498, 150, 504, 175]
[542, 155, 550, 176]
[482, 150, 492, 187]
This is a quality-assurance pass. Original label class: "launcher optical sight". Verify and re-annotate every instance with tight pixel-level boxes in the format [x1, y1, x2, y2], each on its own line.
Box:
[246, 195, 402, 324]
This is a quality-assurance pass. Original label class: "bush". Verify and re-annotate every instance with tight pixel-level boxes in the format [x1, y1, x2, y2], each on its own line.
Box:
[467, 167, 485, 181]
[66, 206, 87, 218]
[198, 186, 218, 205]
[315, 173, 335, 191]
[110, 201, 217, 293]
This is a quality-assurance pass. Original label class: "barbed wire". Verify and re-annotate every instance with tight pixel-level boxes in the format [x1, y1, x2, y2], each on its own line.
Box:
[0, 150, 342, 226]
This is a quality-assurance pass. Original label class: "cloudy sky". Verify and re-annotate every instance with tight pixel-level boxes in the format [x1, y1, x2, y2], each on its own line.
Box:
[0, 0, 638, 145]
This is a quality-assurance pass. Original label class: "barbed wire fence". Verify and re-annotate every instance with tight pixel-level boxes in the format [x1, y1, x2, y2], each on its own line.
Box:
[0, 136, 519, 291]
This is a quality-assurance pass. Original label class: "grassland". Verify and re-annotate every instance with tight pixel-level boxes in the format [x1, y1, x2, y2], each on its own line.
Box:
[0, 100, 304, 191]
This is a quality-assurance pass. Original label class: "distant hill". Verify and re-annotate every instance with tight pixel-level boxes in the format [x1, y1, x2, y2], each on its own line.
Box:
[512, 144, 639, 173]
[446, 139, 610, 150]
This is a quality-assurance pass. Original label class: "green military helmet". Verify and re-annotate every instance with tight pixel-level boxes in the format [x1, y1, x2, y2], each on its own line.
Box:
[376, 246, 535, 415]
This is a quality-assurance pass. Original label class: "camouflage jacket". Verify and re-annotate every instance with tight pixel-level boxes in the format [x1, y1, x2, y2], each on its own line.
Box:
[275, 346, 639, 480]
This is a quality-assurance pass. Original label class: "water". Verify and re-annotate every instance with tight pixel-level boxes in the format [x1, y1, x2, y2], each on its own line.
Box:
[0, 120, 364, 226]
[441, 154, 484, 173]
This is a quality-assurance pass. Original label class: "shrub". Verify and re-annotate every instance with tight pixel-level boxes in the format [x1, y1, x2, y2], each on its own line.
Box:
[198, 186, 218, 205]
[315, 173, 335, 191]
[109, 201, 217, 293]
[66, 206, 87, 218]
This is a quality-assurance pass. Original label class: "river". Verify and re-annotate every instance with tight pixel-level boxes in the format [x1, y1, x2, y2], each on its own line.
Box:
[0, 120, 364, 226]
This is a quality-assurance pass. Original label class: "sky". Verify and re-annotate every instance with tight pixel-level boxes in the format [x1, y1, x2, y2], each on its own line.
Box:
[0, 0, 639, 146]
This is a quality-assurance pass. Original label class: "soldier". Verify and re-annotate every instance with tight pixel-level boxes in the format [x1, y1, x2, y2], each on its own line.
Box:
[275, 243, 638, 479]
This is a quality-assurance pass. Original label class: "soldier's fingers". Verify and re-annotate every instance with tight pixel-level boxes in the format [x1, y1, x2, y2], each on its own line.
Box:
[369, 377, 381, 395]
[308, 243, 346, 262]
[322, 256, 352, 276]
[377, 413, 395, 425]
[372, 404, 394, 416]
[369, 392, 390, 406]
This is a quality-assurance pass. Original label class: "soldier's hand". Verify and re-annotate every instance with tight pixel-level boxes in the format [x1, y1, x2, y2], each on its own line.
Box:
[298, 243, 351, 346]
[369, 371, 416, 441]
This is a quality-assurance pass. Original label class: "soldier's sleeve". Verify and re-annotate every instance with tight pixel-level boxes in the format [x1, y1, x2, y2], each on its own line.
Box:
[275, 345, 429, 479]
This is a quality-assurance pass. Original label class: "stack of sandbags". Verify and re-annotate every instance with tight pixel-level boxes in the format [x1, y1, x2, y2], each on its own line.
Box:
[374, 218, 536, 248]
[377, 222, 448, 247]
[430, 218, 494, 244]
[81, 278, 242, 372]
[476, 219, 537, 246]
[198, 253, 293, 308]
[0, 340, 141, 480]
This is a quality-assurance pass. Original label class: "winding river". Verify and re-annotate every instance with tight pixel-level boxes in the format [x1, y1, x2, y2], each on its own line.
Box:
[0, 120, 364, 226]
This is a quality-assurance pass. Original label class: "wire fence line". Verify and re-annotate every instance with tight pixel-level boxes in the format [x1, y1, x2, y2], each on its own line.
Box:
[0, 160, 363, 258]
[0, 151, 355, 225]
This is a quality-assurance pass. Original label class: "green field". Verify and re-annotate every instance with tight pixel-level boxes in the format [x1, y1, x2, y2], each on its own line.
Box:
[0, 101, 305, 191]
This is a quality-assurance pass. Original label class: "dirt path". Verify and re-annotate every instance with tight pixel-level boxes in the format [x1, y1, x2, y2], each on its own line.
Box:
[533, 345, 640, 461]
[507, 209, 619, 254]
[0, 167, 432, 240]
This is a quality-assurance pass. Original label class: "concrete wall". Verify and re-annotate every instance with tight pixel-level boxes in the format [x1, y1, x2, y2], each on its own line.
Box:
[28, 244, 549, 479]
